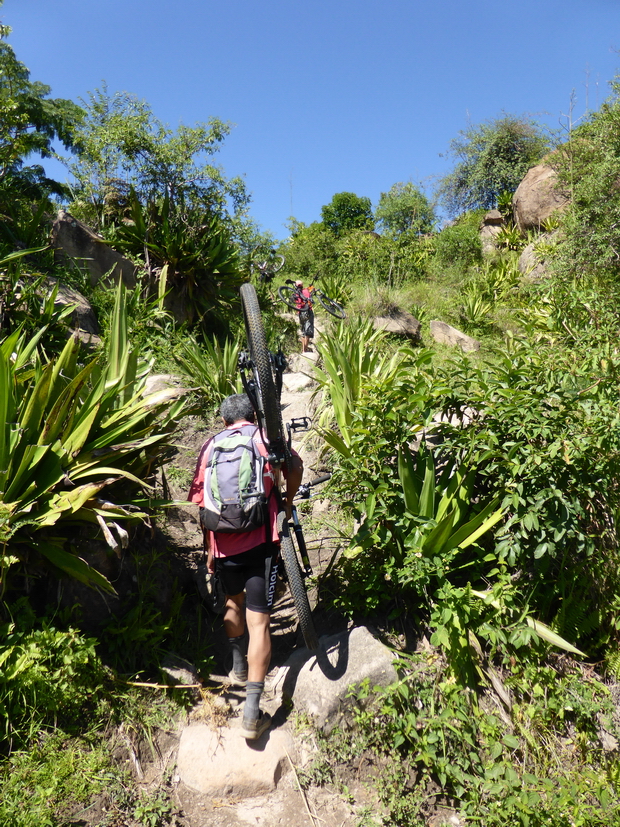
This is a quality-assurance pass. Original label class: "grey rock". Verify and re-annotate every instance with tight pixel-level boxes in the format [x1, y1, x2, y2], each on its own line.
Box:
[273, 626, 398, 732]
[52, 209, 137, 288]
[430, 320, 480, 353]
[373, 310, 421, 340]
[282, 372, 316, 392]
[43, 276, 99, 334]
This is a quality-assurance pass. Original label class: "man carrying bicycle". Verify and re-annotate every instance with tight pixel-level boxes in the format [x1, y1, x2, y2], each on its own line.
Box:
[293, 280, 315, 353]
[188, 393, 303, 740]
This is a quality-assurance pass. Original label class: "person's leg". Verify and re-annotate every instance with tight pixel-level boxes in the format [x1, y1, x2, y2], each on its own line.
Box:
[223, 592, 247, 683]
[242, 608, 271, 738]
[246, 608, 271, 682]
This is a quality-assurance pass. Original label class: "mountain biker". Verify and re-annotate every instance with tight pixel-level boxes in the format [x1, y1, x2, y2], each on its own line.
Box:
[188, 393, 303, 740]
[293, 280, 314, 353]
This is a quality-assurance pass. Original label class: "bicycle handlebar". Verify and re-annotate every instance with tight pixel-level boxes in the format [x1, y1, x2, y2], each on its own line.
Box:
[296, 473, 331, 499]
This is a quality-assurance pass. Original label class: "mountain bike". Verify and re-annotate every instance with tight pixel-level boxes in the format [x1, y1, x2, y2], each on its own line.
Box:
[238, 282, 322, 650]
[250, 248, 285, 283]
[278, 279, 346, 319]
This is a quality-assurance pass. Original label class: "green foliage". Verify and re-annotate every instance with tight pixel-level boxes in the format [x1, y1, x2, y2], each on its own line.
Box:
[344, 653, 620, 826]
[551, 81, 620, 291]
[66, 85, 247, 229]
[0, 24, 82, 205]
[321, 191, 374, 236]
[173, 331, 243, 412]
[375, 181, 436, 236]
[0, 603, 109, 750]
[103, 189, 243, 332]
[313, 317, 412, 447]
[0, 282, 185, 595]
[433, 214, 483, 268]
[437, 342, 620, 653]
[438, 114, 548, 216]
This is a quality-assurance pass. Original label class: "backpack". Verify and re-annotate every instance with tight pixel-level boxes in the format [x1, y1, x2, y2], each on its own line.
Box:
[201, 423, 268, 534]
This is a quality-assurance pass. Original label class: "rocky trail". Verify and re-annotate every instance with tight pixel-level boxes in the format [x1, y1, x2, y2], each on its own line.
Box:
[146, 331, 396, 827]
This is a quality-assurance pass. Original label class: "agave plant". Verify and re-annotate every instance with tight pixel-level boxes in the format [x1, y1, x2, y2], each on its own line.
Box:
[104, 189, 243, 329]
[0, 282, 186, 596]
[173, 331, 242, 409]
[314, 317, 418, 448]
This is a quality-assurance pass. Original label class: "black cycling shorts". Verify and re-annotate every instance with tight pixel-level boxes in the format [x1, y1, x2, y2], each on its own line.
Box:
[298, 308, 314, 338]
[214, 543, 279, 613]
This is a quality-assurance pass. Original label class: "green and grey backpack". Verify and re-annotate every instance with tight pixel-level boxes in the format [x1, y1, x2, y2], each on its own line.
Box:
[201, 424, 268, 533]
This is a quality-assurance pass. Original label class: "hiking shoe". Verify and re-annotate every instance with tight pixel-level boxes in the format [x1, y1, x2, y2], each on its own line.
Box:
[227, 668, 247, 687]
[241, 711, 272, 740]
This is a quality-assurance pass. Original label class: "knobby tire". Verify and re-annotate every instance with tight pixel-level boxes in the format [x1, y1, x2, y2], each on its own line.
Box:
[277, 285, 300, 310]
[317, 292, 346, 319]
[277, 509, 319, 650]
[239, 283, 282, 446]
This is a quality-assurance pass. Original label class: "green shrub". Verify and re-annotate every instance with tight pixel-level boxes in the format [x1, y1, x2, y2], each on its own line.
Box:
[433, 219, 483, 268]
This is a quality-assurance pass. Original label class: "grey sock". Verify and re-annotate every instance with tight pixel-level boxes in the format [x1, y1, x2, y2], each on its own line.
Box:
[228, 635, 247, 674]
[244, 681, 264, 720]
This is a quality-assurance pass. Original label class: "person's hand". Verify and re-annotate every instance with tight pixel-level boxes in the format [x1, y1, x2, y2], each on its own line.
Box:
[207, 548, 215, 574]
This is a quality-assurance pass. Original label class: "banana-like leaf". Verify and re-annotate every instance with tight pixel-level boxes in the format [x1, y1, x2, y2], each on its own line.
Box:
[418, 450, 436, 519]
[526, 617, 586, 657]
[36, 540, 116, 594]
[398, 445, 420, 514]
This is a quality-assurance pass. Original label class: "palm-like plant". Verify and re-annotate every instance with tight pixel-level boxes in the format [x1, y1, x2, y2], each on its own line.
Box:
[0, 283, 185, 595]
[173, 332, 242, 410]
[104, 190, 243, 329]
[314, 317, 416, 448]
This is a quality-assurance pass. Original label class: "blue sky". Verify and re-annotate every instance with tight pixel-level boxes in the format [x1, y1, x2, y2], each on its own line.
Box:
[3, 0, 620, 239]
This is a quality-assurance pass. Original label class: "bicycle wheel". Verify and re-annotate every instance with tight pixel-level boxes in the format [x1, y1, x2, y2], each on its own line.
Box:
[239, 283, 282, 445]
[277, 509, 319, 650]
[277, 285, 299, 310]
[270, 255, 285, 274]
[316, 292, 346, 319]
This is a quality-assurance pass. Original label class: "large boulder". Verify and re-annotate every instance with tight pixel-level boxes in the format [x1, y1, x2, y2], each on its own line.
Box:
[430, 320, 480, 353]
[51, 210, 137, 288]
[177, 722, 295, 797]
[513, 164, 569, 231]
[271, 626, 398, 732]
[517, 230, 560, 284]
[373, 309, 421, 340]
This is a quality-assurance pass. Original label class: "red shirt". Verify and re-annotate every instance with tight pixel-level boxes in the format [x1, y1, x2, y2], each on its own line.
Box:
[294, 286, 313, 311]
[188, 422, 293, 557]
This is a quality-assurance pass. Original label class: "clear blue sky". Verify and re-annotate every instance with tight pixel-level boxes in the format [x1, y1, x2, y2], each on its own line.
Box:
[3, 0, 620, 239]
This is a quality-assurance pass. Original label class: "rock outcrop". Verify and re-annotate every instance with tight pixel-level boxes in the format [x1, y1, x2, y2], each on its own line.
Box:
[513, 164, 569, 231]
[51, 210, 137, 288]
[479, 209, 504, 253]
[430, 320, 480, 353]
[373, 309, 421, 340]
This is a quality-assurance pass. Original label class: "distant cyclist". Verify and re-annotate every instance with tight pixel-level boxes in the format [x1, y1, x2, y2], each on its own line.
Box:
[293, 280, 314, 353]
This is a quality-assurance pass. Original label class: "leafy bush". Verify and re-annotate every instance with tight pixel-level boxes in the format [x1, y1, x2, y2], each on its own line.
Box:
[345, 652, 620, 826]
[433, 215, 483, 268]
[0, 601, 109, 750]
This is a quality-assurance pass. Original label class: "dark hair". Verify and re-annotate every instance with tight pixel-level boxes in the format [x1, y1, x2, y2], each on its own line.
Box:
[220, 393, 255, 426]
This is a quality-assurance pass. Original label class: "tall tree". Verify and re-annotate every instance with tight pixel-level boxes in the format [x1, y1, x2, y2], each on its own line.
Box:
[65, 86, 248, 229]
[0, 18, 82, 201]
[437, 114, 548, 216]
[321, 191, 374, 236]
[375, 182, 435, 236]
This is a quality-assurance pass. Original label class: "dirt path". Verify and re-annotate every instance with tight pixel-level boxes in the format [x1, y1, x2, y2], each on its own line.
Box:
[155, 352, 369, 827]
